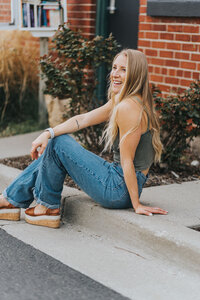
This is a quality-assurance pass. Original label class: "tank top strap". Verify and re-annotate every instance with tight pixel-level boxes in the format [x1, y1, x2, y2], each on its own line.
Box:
[143, 106, 150, 131]
[132, 95, 143, 105]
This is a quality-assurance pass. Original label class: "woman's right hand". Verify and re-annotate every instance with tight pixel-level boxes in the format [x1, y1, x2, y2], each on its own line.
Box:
[135, 203, 168, 216]
[30, 131, 50, 160]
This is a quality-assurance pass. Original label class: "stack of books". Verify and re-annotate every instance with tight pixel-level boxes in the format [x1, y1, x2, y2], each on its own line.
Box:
[22, 0, 62, 28]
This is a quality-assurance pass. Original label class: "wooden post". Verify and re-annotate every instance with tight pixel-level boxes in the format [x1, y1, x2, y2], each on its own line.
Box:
[39, 37, 49, 127]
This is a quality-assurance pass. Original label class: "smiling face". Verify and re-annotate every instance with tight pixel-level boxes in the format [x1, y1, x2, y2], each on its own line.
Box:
[110, 54, 127, 95]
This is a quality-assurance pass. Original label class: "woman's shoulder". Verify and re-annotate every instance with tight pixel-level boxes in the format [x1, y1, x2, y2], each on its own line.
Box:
[117, 97, 142, 114]
[116, 98, 142, 127]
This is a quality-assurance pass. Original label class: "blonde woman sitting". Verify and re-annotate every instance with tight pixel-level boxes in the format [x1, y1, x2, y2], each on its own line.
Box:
[0, 49, 167, 228]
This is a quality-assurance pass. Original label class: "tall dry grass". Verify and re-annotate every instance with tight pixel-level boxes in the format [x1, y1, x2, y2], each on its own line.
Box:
[0, 30, 39, 123]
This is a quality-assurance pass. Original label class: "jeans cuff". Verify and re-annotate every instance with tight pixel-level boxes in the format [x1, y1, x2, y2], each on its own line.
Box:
[33, 189, 60, 209]
[2, 190, 28, 208]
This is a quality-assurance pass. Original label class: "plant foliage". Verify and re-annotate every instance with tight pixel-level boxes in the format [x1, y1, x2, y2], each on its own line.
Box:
[153, 81, 200, 167]
[40, 26, 120, 151]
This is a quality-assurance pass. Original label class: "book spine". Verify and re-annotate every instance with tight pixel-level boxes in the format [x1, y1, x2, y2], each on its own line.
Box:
[49, 9, 60, 27]
[34, 4, 38, 27]
[27, 3, 31, 27]
[43, 6, 59, 10]
[37, 6, 42, 27]
[22, 3, 28, 27]
[30, 5, 35, 27]
[42, 7, 47, 26]
[46, 9, 50, 27]
[41, 1, 58, 4]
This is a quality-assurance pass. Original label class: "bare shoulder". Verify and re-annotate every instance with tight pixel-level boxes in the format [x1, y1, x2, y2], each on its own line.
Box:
[116, 98, 142, 126]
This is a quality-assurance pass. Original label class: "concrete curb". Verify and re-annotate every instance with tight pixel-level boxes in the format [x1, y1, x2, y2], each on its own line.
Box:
[63, 196, 200, 274]
[0, 163, 200, 273]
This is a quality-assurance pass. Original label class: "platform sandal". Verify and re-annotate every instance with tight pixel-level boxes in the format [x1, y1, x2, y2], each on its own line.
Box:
[25, 207, 60, 229]
[0, 203, 21, 221]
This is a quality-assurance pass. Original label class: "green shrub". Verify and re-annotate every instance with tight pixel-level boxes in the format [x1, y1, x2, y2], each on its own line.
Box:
[153, 81, 200, 168]
[0, 30, 39, 125]
[40, 26, 120, 151]
[0, 120, 42, 137]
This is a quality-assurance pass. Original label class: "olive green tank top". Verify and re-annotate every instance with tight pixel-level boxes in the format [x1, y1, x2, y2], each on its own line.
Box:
[112, 97, 155, 171]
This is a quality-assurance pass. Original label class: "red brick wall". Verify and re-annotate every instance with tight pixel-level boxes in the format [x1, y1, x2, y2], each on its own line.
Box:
[138, 0, 200, 95]
[0, 0, 11, 23]
[67, 0, 96, 39]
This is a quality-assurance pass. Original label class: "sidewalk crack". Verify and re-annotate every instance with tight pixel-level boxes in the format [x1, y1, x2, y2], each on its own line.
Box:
[114, 246, 147, 259]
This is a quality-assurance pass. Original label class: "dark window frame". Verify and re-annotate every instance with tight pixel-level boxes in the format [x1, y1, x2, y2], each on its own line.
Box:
[147, 0, 200, 17]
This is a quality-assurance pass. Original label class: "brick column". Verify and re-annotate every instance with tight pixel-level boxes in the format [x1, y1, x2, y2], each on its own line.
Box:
[67, 0, 96, 39]
[138, 0, 200, 95]
[0, 0, 11, 23]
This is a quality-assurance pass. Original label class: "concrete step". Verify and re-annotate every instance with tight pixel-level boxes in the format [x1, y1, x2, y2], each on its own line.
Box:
[63, 190, 200, 275]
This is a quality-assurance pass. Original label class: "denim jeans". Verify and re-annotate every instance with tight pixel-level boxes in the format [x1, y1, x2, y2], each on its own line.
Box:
[3, 135, 148, 209]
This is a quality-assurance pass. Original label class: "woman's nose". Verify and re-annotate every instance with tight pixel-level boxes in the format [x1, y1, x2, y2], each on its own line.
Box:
[113, 69, 120, 77]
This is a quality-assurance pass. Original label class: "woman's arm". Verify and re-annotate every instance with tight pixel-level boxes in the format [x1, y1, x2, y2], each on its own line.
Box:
[117, 100, 167, 216]
[31, 100, 112, 160]
[52, 99, 112, 136]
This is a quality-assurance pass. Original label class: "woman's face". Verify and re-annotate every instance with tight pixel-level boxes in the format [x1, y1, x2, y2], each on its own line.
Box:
[110, 54, 127, 95]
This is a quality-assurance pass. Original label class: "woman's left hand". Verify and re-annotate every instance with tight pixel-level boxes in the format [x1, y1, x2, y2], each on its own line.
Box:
[135, 203, 168, 216]
[30, 132, 49, 160]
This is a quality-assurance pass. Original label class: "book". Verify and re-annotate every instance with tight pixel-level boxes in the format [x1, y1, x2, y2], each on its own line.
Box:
[43, 5, 60, 10]
[22, 3, 28, 27]
[42, 7, 47, 26]
[37, 6, 42, 27]
[27, 3, 31, 27]
[41, 1, 60, 5]
[23, 0, 40, 4]
[46, 9, 50, 26]
[30, 4, 35, 27]
[49, 9, 60, 27]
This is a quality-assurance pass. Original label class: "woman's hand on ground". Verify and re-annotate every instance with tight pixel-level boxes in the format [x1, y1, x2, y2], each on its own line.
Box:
[135, 204, 168, 216]
[30, 132, 49, 160]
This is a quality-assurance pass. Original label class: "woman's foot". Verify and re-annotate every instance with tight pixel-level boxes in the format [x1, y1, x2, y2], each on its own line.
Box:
[25, 204, 60, 229]
[0, 195, 21, 221]
[0, 194, 10, 207]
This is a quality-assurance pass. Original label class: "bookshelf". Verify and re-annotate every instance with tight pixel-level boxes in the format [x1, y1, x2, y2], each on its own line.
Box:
[19, 0, 67, 37]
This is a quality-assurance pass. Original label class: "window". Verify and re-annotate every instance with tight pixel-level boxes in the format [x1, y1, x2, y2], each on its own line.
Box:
[147, 0, 200, 17]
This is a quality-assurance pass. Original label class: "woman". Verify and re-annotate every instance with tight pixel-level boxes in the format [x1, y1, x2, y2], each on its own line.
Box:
[0, 49, 167, 228]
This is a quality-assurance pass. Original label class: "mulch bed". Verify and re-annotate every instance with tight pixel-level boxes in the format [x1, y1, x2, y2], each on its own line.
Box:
[0, 151, 199, 189]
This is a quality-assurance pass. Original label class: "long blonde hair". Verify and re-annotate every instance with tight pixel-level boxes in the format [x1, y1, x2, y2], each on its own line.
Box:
[103, 49, 163, 163]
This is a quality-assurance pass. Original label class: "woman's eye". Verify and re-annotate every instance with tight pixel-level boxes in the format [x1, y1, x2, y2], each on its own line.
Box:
[122, 68, 126, 72]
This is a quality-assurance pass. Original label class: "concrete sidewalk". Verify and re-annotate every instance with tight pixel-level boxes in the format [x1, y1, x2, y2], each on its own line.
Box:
[0, 132, 200, 274]
[0, 131, 43, 159]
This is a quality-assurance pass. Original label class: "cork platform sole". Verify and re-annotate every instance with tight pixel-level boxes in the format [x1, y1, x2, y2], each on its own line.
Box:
[0, 208, 20, 221]
[25, 214, 60, 229]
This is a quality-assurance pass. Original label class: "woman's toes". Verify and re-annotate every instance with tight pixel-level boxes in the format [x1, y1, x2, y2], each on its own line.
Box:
[0, 195, 10, 207]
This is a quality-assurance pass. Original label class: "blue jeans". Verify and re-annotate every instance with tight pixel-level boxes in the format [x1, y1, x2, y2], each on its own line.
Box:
[3, 135, 148, 209]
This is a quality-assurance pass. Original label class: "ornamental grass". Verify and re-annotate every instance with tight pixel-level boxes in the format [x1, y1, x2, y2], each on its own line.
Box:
[0, 30, 39, 124]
